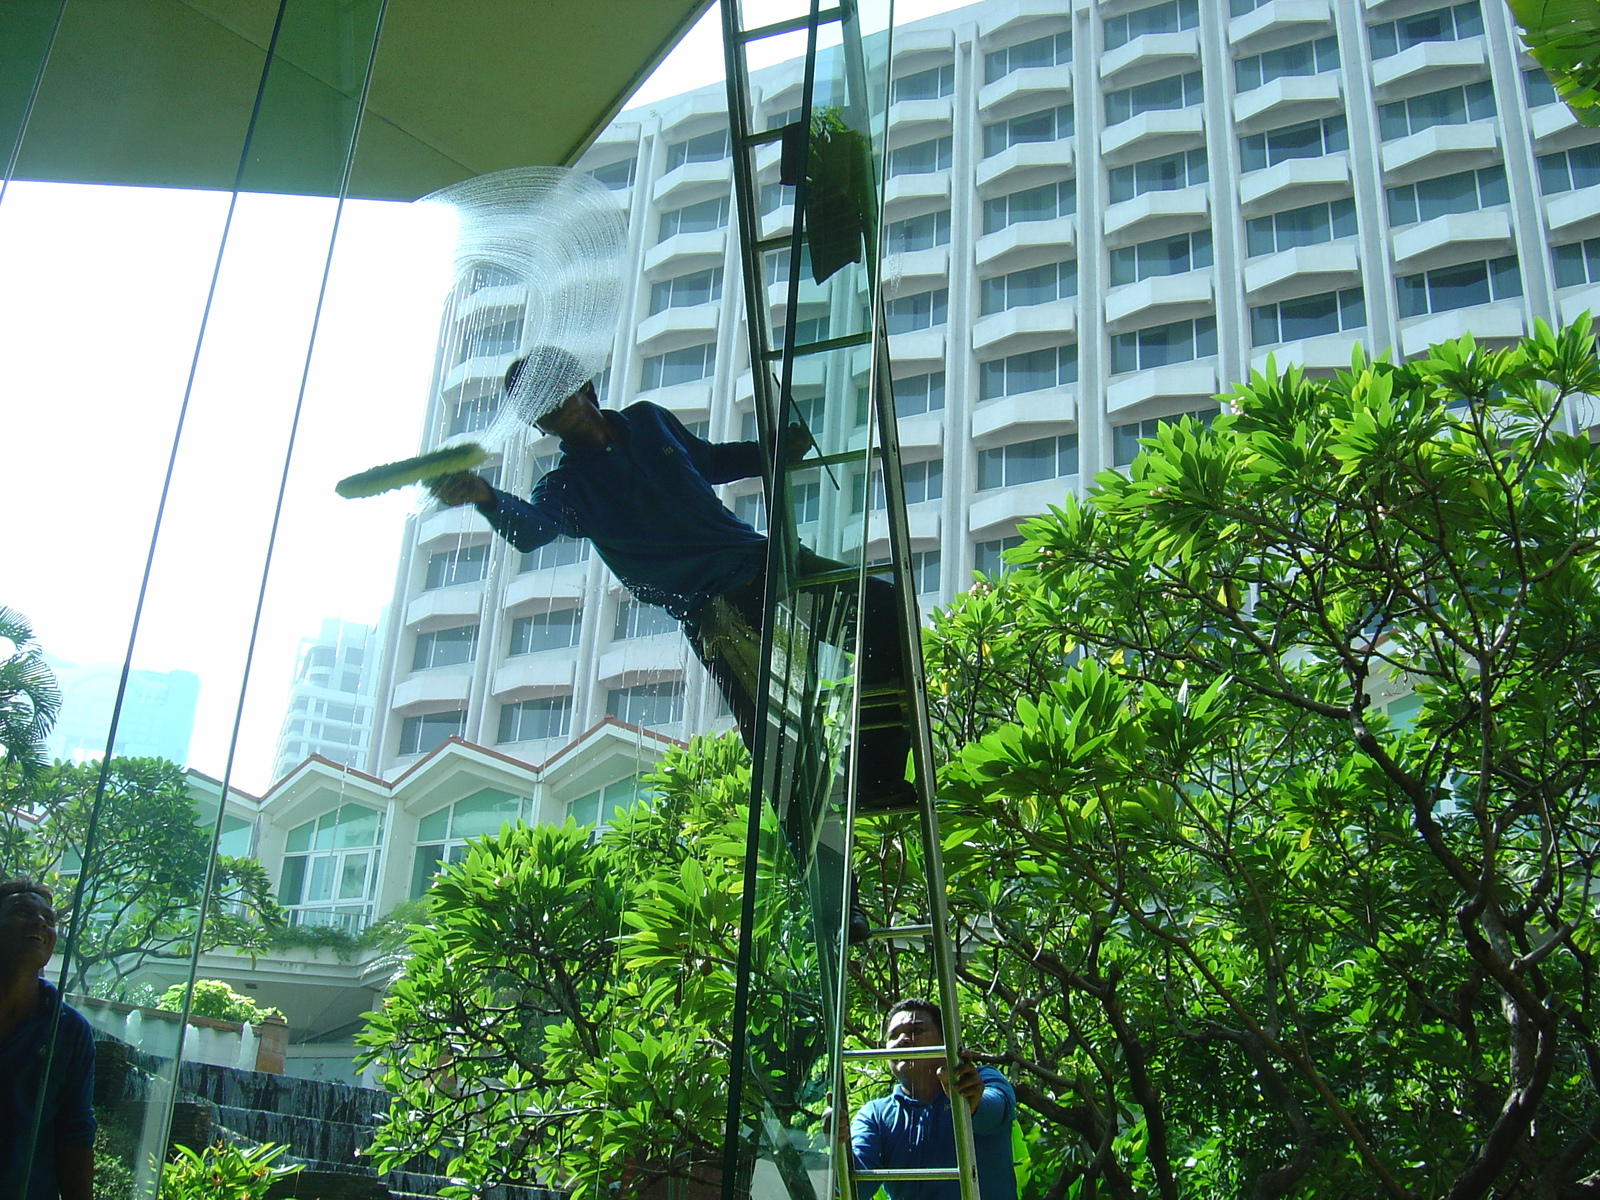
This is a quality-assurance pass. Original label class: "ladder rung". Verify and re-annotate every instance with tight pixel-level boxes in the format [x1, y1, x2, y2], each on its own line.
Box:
[796, 566, 859, 589]
[858, 684, 905, 700]
[870, 923, 935, 940]
[855, 1169, 963, 1182]
[763, 330, 872, 360]
[742, 127, 789, 148]
[739, 7, 844, 43]
[858, 718, 907, 731]
[843, 1045, 949, 1061]
[755, 233, 799, 253]
[793, 447, 869, 469]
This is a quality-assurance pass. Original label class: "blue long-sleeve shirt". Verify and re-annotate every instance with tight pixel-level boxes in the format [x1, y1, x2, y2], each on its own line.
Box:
[483, 402, 769, 618]
[851, 1066, 1018, 1200]
[0, 980, 97, 1200]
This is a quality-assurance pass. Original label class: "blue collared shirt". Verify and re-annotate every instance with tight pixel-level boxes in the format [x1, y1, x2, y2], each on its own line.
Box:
[484, 402, 768, 618]
[851, 1066, 1018, 1200]
[0, 979, 97, 1200]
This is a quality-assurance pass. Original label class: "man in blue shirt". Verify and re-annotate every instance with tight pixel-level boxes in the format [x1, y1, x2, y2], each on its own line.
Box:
[428, 358, 914, 811]
[0, 879, 96, 1200]
[850, 997, 1017, 1200]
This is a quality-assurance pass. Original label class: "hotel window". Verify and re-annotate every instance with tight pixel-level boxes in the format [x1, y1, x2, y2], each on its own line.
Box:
[983, 179, 1076, 233]
[509, 608, 582, 655]
[1250, 287, 1365, 345]
[1245, 198, 1356, 255]
[1240, 115, 1347, 171]
[399, 709, 466, 756]
[520, 538, 589, 572]
[1552, 237, 1600, 288]
[1104, 0, 1199, 50]
[569, 777, 653, 830]
[1234, 36, 1339, 92]
[886, 289, 949, 333]
[1537, 145, 1600, 195]
[1369, 1, 1482, 58]
[657, 196, 729, 241]
[977, 434, 1079, 490]
[614, 599, 678, 640]
[983, 104, 1074, 156]
[885, 210, 952, 253]
[1386, 164, 1507, 226]
[279, 804, 383, 931]
[985, 30, 1071, 82]
[974, 535, 1025, 577]
[424, 543, 488, 590]
[910, 550, 942, 595]
[1110, 316, 1218, 374]
[1105, 72, 1201, 126]
[649, 268, 723, 314]
[412, 625, 478, 671]
[588, 158, 636, 190]
[411, 788, 528, 896]
[981, 260, 1077, 314]
[893, 64, 955, 102]
[607, 682, 686, 727]
[893, 372, 946, 417]
[852, 461, 942, 512]
[664, 128, 730, 170]
[1113, 409, 1218, 466]
[642, 342, 716, 389]
[1396, 256, 1522, 317]
[1376, 82, 1495, 141]
[452, 316, 522, 365]
[448, 395, 499, 436]
[760, 182, 791, 214]
[1108, 148, 1208, 202]
[888, 136, 953, 176]
[497, 696, 573, 744]
[1109, 230, 1212, 286]
[1522, 66, 1559, 107]
[979, 344, 1078, 399]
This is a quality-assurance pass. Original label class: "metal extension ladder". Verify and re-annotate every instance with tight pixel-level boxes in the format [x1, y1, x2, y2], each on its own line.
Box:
[717, 4, 980, 1200]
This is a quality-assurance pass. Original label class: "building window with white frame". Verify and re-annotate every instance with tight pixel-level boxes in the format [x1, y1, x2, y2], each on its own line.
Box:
[1386, 165, 1507, 227]
[1235, 36, 1339, 92]
[886, 289, 949, 333]
[410, 788, 529, 896]
[892, 64, 955, 102]
[1239, 115, 1347, 171]
[1553, 237, 1600, 288]
[278, 804, 384, 931]
[1250, 287, 1366, 345]
[1368, 1, 1483, 58]
[1396, 256, 1522, 318]
[497, 695, 573, 744]
[412, 625, 478, 671]
[888, 136, 953, 176]
[399, 709, 466, 756]
[1536, 145, 1600, 195]
[974, 535, 1025, 577]
[1108, 148, 1208, 202]
[424, 543, 488, 590]
[977, 434, 1079, 490]
[1376, 82, 1495, 141]
[982, 179, 1076, 233]
[657, 196, 729, 242]
[1112, 408, 1219, 467]
[1245, 198, 1356, 255]
[613, 599, 678, 640]
[1109, 230, 1212, 286]
[978, 344, 1078, 399]
[984, 30, 1071, 83]
[642, 343, 716, 390]
[569, 776, 653, 832]
[649, 267, 723, 314]
[909, 549, 942, 595]
[607, 682, 685, 727]
[1104, 0, 1198, 50]
[664, 128, 730, 170]
[509, 608, 582, 655]
[981, 260, 1077, 314]
[1105, 73, 1201, 125]
[519, 539, 589, 573]
[1110, 316, 1218, 374]
[983, 104, 1073, 156]
[1522, 66, 1559, 107]
[588, 157, 636, 190]
[885, 210, 951, 253]
[893, 372, 946, 417]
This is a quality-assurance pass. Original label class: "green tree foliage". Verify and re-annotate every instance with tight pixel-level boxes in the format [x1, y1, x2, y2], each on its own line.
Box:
[0, 757, 281, 991]
[156, 1140, 299, 1200]
[157, 978, 284, 1025]
[909, 320, 1600, 1197]
[358, 735, 825, 1200]
[0, 605, 61, 776]
[1507, 0, 1600, 126]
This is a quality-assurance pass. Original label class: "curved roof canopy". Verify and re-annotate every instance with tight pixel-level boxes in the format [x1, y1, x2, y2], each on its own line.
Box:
[6, 0, 713, 201]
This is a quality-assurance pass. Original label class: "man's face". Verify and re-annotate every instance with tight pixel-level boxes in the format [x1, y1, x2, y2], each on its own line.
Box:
[534, 386, 597, 439]
[885, 1007, 941, 1088]
[0, 891, 58, 973]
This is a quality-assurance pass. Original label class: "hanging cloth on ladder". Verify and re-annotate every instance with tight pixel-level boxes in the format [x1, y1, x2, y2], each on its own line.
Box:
[779, 110, 872, 285]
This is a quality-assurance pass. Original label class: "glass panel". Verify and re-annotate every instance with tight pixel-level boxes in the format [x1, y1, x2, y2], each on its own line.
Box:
[417, 807, 450, 842]
[337, 851, 370, 900]
[449, 788, 522, 839]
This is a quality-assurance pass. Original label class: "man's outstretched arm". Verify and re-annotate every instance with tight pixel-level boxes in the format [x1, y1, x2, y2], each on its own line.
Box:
[428, 471, 574, 553]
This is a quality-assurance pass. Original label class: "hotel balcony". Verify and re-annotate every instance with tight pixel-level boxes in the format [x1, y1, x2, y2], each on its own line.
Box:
[503, 566, 587, 609]
[1400, 301, 1526, 356]
[1239, 153, 1350, 215]
[490, 655, 577, 699]
[1248, 330, 1364, 375]
[866, 505, 941, 546]
[884, 169, 953, 209]
[1106, 269, 1214, 330]
[1546, 183, 1600, 240]
[1390, 209, 1513, 273]
[1101, 107, 1204, 168]
[971, 299, 1078, 356]
[1106, 360, 1220, 415]
[455, 282, 525, 320]
[896, 413, 945, 454]
[884, 246, 951, 286]
[1371, 39, 1488, 103]
[650, 157, 731, 207]
[636, 302, 721, 355]
[886, 97, 955, 143]
[642, 229, 726, 276]
[406, 584, 487, 626]
[971, 386, 1077, 448]
[392, 670, 472, 714]
[1380, 122, 1499, 186]
[417, 506, 489, 547]
[440, 353, 513, 402]
[1099, 31, 1202, 90]
[1531, 103, 1596, 152]
[1104, 184, 1209, 245]
[888, 327, 948, 365]
[1243, 240, 1361, 302]
[1559, 283, 1600, 325]
[977, 64, 1072, 120]
[597, 636, 685, 687]
[976, 216, 1077, 273]
[969, 477, 1077, 537]
[1228, 0, 1333, 55]
[1233, 73, 1342, 135]
[975, 140, 1074, 197]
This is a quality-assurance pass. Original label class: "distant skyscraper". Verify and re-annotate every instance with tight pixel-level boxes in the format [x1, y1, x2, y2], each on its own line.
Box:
[272, 619, 376, 781]
[44, 658, 200, 766]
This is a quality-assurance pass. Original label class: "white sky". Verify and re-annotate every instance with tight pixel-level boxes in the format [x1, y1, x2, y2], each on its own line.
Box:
[0, 0, 973, 796]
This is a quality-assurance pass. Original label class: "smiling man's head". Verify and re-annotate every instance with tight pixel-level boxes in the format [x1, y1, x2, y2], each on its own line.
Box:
[0, 879, 58, 975]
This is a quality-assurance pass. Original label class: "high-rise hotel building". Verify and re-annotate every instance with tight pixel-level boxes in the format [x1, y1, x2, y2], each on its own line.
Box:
[363, 0, 1600, 778]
